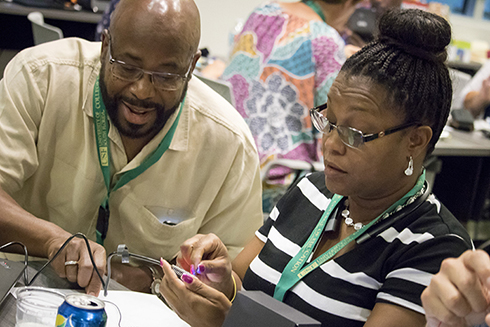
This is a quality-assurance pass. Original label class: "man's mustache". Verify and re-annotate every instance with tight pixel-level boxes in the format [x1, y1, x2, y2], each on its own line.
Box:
[118, 96, 164, 111]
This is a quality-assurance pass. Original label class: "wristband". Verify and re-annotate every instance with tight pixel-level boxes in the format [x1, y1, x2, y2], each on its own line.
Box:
[230, 274, 237, 303]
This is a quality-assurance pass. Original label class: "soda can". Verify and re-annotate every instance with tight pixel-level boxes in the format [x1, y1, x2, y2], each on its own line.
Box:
[56, 293, 107, 327]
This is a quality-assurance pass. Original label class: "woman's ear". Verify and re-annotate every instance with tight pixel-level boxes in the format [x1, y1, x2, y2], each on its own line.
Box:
[408, 125, 433, 157]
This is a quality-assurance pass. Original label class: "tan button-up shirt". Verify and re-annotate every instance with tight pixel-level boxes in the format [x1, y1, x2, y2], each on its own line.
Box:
[0, 38, 263, 260]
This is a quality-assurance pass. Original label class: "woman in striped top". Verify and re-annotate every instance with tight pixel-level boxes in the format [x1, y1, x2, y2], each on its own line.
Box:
[159, 8, 472, 327]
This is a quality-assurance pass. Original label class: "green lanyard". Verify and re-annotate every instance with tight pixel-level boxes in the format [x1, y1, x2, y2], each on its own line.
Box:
[92, 77, 185, 244]
[302, 0, 326, 23]
[273, 171, 426, 301]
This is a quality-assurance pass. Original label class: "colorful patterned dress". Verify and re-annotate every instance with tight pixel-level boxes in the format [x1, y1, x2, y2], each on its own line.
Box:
[222, 2, 346, 184]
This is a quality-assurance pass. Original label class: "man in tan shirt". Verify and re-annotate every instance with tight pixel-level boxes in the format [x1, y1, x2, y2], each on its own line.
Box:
[0, 0, 262, 294]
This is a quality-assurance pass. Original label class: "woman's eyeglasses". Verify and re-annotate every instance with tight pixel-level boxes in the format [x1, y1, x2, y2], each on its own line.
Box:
[310, 103, 418, 148]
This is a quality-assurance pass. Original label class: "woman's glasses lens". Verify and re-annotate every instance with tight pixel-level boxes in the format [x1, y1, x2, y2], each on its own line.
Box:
[310, 109, 363, 148]
[338, 127, 361, 147]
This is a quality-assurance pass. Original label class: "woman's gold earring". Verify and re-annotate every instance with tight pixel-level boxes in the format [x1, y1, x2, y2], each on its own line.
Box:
[404, 156, 413, 176]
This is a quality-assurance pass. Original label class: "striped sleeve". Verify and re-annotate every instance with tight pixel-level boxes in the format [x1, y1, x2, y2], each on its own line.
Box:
[376, 217, 471, 314]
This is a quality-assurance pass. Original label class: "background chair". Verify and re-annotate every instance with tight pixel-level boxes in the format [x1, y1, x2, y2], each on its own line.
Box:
[27, 12, 64, 46]
[194, 73, 233, 105]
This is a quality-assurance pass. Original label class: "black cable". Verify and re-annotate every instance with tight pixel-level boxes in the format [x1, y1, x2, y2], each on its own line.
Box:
[26, 232, 106, 290]
[0, 241, 29, 285]
[104, 250, 161, 296]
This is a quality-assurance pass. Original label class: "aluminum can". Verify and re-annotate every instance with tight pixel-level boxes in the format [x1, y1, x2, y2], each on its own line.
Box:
[55, 293, 107, 327]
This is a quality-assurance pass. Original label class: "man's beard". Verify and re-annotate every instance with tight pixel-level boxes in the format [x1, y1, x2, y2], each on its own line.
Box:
[99, 66, 188, 139]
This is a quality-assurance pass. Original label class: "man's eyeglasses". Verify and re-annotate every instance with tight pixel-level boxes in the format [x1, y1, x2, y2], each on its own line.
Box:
[310, 103, 418, 148]
[107, 37, 191, 91]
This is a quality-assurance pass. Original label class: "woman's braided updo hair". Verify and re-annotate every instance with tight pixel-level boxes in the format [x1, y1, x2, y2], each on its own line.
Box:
[340, 8, 452, 155]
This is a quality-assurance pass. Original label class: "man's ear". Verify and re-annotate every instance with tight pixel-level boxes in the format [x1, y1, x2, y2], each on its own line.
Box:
[408, 125, 433, 158]
[187, 50, 201, 81]
[100, 29, 110, 63]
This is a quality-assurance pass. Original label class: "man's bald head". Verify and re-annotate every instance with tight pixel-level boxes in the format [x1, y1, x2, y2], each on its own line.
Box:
[109, 0, 201, 57]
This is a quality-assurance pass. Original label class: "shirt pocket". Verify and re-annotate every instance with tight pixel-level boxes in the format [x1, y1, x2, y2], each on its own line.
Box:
[133, 205, 200, 259]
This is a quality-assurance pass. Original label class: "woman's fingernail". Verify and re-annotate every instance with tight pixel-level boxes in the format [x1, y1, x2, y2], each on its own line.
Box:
[197, 264, 205, 274]
[182, 273, 193, 284]
[160, 257, 164, 268]
[190, 264, 196, 276]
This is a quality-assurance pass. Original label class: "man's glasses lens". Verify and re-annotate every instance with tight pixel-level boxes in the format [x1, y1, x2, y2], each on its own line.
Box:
[107, 34, 189, 91]
[111, 62, 184, 91]
[152, 74, 183, 90]
[112, 63, 140, 81]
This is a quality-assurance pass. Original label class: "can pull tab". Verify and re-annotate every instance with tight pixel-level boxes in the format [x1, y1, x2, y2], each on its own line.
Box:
[116, 244, 130, 264]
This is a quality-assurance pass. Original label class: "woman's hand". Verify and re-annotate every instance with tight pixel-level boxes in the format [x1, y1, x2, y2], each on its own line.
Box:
[159, 259, 232, 327]
[421, 249, 490, 327]
[176, 233, 234, 299]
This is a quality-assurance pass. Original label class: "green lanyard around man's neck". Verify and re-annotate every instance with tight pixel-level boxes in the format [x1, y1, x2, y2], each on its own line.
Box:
[92, 77, 185, 245]
[273, 171, 426, 302]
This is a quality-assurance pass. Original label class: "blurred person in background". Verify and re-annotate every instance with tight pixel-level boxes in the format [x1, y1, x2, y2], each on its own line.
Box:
[460, 60, 490, 119]
[221, 0, 361, 214]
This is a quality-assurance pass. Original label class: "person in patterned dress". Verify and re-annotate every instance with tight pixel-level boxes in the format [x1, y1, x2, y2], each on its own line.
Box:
[222, 0, 361, 213]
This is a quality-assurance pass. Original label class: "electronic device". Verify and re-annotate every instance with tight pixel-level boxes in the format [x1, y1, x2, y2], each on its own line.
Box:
[0, 258, 26, 305]
[449, 108, 475, 131]
[481, 129, 490, 139]
[222, 290, 321, 327]
[347, 7, 377, 43]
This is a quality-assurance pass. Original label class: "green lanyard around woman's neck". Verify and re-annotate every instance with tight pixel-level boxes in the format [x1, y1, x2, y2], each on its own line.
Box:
[273, 171, 426, 301]
[92, 77, 185, 245]
[302, 0, 327, 23]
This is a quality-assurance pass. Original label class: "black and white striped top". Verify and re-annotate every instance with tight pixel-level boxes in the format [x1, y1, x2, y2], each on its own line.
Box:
[242, 172, 472, 326]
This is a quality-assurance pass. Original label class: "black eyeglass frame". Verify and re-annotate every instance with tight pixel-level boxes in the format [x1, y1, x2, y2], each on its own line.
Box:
[310, 103, 419, 148]
[106, 33, 192, 91]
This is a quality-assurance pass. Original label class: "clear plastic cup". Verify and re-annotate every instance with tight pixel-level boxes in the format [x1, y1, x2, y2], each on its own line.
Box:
[15, 286, 66, 327]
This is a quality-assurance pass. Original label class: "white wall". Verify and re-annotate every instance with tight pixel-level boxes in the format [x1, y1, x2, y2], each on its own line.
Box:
[194, 0, 262, 59]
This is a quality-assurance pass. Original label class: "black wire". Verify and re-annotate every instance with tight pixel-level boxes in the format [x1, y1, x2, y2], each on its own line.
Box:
[1, 235, 124, 326]
[104, 251, 160, 296]
[26, 233, 106, 290]
[0, 241, 29, 285]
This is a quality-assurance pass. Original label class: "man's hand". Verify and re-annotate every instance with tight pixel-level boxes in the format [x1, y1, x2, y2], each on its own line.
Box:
[107, 261, 154, 293]
[421, 249, 490, 327]
[45, 235, 106, 296]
